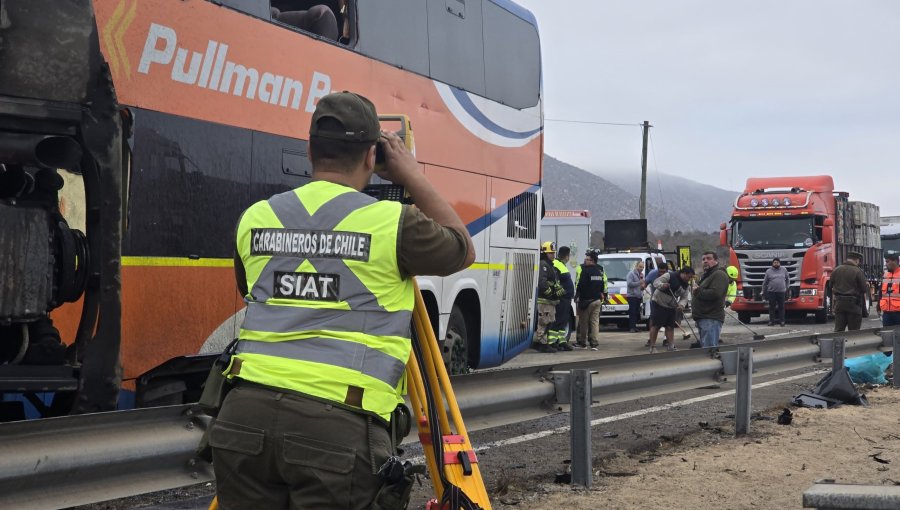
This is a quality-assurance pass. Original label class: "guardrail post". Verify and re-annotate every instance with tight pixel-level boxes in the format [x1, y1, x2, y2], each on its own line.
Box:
[735, 347, 752, 436]
[891, 331, 900, 389]
[832, 337, 845, 372]
[570, 369, 592, 488]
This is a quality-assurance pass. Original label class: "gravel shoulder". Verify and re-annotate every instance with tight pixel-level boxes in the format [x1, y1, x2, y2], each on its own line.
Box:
[510, 386, 900, 509]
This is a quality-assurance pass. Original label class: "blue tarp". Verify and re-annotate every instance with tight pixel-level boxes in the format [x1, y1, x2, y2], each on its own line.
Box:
[846, 353, 894, 385]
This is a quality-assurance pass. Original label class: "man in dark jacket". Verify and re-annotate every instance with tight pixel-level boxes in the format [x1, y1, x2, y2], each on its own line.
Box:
[692, 251, 729, 347]
[831, 251, 869, 332]
[550, 246, 575, 351]
[575, 251, 606, 349]
[762, 257, 790, 326]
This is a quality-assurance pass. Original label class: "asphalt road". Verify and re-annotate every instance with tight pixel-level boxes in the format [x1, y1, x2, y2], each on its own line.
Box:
[85, 314, 885, 509]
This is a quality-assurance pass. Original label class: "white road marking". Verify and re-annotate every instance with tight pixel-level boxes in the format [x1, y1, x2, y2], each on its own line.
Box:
[408, 369, 827, 463]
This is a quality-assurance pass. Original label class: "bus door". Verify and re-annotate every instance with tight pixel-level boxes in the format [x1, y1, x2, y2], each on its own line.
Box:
[487, 181, 539, 361]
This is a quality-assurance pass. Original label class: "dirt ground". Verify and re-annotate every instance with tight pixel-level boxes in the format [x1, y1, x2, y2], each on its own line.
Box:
[500, 387, 900, 510]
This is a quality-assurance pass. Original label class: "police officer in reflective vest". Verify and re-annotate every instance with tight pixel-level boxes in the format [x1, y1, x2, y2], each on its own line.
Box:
[880, 252, 900, 327]
[550, 246, 575, 351]
[210, 92, 475, 510]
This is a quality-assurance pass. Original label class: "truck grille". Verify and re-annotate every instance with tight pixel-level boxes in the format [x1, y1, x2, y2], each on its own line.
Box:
[736, 251, 805, 298]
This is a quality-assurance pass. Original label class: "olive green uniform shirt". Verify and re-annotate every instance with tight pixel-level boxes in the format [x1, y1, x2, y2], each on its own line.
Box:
[830, 262, 868, 314]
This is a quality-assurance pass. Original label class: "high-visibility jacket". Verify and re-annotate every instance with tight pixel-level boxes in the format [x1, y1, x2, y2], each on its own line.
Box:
[726, 281, 738, 303]
[553, 259, 574, 299]
[880, 268, 900, 313]
[231, 181, 414, 421]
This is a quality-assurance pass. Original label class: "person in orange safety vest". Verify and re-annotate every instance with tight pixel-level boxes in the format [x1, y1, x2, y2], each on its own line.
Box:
[879, 252, 900, 327]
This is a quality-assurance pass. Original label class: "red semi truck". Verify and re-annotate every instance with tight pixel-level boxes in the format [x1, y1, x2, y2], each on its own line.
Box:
[721, 175, 882, 324]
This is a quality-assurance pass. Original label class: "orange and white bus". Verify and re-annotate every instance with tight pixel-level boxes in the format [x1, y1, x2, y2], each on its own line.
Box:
[40, 0, 543, 407]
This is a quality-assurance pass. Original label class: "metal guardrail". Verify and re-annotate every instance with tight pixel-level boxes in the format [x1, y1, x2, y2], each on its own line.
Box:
[0, 404, 212, 510]
[0, 327, 893, 509]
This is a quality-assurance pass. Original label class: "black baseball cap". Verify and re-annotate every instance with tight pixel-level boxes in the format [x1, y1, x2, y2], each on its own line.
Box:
[309, 91, 381, 143]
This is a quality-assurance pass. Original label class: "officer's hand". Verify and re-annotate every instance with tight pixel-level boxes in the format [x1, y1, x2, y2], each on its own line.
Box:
[376, 131, 420, 186]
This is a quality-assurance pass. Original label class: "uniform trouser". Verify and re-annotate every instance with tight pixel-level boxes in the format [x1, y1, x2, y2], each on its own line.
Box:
[210, 383, 391, 510]
[834, 312, 862, 332]
[883, 311, 900, 327]
[576, 300, 603, 347]
[627, 297, 642, 330]
[767, 292, 786, 324]
[535, 303, 556, 345]
[550, 298, 572, 344]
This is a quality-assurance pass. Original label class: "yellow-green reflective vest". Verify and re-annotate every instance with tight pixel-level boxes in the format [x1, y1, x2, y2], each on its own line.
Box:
[232, 181, 414, 420]
[727, 281, 738, 302]
[552, 259, 569, 275]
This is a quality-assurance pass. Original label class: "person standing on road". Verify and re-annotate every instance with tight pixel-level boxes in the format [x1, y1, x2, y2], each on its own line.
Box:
[535, 242, 563, 352]
[725, 265, 739, 308]
[212, 91, 475, 510]
[762, 258, 789, 326]
[648, 267, 694, 353]
[575, 251, 606, 350]
[831, 251, 870, 332]
[692, 251, 729, 348]
[879, 253, 900, 327]
[626, 261, 645, 333]
[550, 246, 575, 351]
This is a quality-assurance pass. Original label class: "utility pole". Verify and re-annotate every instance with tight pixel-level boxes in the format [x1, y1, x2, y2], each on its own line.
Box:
[639, 120, 651, 220]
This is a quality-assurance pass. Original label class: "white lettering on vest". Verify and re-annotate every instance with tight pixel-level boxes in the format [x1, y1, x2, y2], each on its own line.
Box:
[274, 272, 340, 301]
[250, 228, 371, 261]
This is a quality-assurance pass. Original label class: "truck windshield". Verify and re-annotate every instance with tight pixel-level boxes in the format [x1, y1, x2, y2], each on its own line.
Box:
[732, 217, 815, 249]
[598, 258, 640, 282]
[883, 236, 900, 256]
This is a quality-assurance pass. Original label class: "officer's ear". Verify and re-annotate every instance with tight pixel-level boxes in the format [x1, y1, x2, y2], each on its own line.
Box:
[364, 144, 377, 173]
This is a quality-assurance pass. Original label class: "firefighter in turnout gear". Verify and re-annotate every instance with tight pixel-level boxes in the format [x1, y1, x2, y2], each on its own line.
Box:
[535, 241, 564, 353]
[550, 246, 575, 351]
[211, 92, 475, 510]
[880, 252, 900, 327]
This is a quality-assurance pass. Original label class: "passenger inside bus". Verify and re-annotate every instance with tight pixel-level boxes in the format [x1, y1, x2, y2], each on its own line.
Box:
[270, 1, 340, 41]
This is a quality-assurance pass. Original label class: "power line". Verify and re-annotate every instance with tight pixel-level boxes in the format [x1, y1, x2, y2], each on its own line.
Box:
[544, 118, 644, 127]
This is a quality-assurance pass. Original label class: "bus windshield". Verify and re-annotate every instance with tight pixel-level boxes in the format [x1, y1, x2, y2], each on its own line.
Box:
[598, 258, 640, 282]
[732, 217, 815, 249]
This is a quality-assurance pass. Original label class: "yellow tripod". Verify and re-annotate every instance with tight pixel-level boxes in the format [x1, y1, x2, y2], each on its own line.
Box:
[208, 281, 489, 509]
[408, 281, 491, 509]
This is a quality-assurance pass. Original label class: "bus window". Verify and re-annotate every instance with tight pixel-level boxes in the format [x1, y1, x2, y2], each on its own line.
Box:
[218, 0, 271, 19]
[483, 0, 540, 108]
[427, 0, 486, 96]
[270, 1, 342, 41]
[355, 0, 430, 76]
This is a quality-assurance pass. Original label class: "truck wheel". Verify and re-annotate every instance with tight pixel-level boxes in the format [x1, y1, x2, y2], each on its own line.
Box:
[737, 312, 752, 324]
[445, 306, 470, 375]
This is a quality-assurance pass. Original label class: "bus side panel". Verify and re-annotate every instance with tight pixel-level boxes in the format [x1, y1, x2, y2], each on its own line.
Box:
[92, 0, 541, 183]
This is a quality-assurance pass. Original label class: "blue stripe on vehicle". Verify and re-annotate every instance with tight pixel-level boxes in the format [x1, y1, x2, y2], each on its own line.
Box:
[449, 87, 542, 140]
[464, 183, 540, 237]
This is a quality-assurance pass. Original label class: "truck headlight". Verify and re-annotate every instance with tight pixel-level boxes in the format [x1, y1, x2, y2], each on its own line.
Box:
[799, 289, 817, 296]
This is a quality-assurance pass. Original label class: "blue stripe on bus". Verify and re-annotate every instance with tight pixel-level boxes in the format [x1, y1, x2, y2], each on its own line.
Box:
[465, 183, 541, 237]
[449, 87, 542, 140]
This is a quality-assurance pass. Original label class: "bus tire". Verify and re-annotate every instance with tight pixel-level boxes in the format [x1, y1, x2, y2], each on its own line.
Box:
[445, 305, 470, 375]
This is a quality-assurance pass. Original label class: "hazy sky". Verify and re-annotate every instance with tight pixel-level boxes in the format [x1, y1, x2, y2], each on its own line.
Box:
[515, 0, 900, 216]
